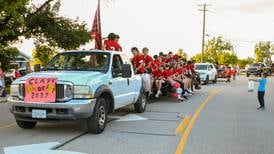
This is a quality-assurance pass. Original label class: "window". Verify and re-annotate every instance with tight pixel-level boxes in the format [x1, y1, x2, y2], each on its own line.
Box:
[112, 55, 123, 70]
[45, 52, 110, 72]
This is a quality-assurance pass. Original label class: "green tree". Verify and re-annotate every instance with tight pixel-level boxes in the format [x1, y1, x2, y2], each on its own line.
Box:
[0, 0, 90, 69]
[32, 44, 57, 66]
[254, 41, 273, 65]
[0, 45, 20, 71]
[237, 57, 254, 69]
[204, 36, 234, 64]
[192, 36, 237, 64]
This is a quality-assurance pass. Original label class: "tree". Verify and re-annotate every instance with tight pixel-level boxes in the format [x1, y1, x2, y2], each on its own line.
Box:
[0, 0, 90, 48]
[254, 41, 273, 65]
[0, 0, 90, 70]
[237, 57, 254, 69]
[32, 44, 57, 66]
[192, 36, 237, 65]
[0, 45, 20, 71]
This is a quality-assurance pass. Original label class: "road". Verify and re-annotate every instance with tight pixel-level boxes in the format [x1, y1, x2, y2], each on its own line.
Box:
[0, 76, 273, 154]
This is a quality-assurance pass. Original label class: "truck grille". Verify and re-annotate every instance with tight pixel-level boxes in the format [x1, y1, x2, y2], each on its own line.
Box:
[18, 83, 72, 102]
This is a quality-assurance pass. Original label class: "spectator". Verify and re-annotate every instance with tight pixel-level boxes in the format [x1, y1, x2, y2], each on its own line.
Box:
[15, 66, 21, 79]
[225, 66, 231, 83]
[231, 66, 237, 81]
[249, 72, 268, 110]
[0, 63, 6, 97]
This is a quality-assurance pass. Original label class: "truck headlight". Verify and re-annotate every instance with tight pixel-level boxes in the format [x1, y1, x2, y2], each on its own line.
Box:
[10, 84, 19, 97]
[73, 85, 93, 99]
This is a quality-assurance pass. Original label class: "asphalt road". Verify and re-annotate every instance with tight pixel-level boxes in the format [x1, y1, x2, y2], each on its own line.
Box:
[0, 76, 273, 154]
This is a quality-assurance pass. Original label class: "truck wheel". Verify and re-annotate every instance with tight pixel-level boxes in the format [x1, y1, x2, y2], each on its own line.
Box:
[87, 98, 107, 134]
[213, 76, 217, 83]
[16, 120, 37, 129]
[134, 91, 147, 113]
[246, 73, 249, 77]
[204, 76, 209, 85]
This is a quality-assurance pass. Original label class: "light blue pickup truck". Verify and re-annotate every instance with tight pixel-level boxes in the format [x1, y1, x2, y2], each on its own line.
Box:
[8, 50, 148, 134]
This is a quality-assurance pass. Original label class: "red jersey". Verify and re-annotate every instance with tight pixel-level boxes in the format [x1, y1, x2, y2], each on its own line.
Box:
[175, 68, 184, 75]
[162, 69, 174, 79]
[226, 69, 231, 76]
[152, 69, 163, 78]
[131, 54, 145, 74]
[231, 68, 237, 76]
[152, 60, 163, 70]
[143, 55, 153, 67]
[15, 70, 21, 78]
[104, 40, 122, 51]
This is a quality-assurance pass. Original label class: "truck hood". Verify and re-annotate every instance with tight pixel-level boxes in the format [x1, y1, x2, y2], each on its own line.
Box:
[13, 71, 107, 85]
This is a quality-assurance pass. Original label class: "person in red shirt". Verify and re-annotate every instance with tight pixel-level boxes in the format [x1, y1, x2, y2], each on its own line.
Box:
[152, 56, 163, 71]
[154, 66, 165, 98]
[131, 47, 145, 74]
[226, 66, 232, 83]
[231, 66, 237, 81]
[142, 47, 154, 73]
[103, 33, 122, 51]
[15, 67, 21, 79]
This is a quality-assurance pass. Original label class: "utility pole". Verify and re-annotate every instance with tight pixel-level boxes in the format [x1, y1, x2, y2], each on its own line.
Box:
[198, 3, 211, 63]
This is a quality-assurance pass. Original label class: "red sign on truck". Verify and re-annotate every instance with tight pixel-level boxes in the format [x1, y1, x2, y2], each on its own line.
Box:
[25, 78, 57, 103]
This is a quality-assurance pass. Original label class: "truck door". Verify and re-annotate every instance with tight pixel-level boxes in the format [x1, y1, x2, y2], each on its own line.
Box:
[110, 54, 133, 109]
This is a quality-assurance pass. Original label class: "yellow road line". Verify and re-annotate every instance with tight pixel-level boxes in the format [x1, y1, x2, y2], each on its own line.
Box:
[175, 89, 221, 154]
[175, 116, 191, 135]
[0, 123, 16, 130]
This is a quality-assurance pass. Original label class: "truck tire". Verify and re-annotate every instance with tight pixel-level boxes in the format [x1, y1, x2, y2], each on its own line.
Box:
[213, 76, 217, 83]
[134, 91, 147, 113]
[87, 98, 107, 134]
[16, 120, 37, 129]
[246, 73, 249, 77]
[204, 76, 209, 85]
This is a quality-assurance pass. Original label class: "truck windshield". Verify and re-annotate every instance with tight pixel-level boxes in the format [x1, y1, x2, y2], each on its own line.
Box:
[45, 52, 110, 72]
[195, 65, 208, 70]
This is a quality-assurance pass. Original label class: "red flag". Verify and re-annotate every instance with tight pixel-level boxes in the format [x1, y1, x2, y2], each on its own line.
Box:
[90, 2, 102, 50]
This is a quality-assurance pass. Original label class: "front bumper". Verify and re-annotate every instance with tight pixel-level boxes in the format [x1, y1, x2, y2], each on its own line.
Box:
[199, 74, 207, 81]
[247, 71, 260, 75]
[8, 97, 96, 121]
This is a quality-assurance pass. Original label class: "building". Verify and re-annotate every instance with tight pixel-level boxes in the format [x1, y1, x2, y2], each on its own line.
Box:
[14, 52, 32, 69]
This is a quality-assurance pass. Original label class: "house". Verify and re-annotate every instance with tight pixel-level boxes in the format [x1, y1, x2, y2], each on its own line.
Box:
[14, 52, 32, 69]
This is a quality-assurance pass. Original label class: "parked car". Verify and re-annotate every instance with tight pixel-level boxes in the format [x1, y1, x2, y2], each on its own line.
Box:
[8, 50, 149, 134]
[195, 63, 217, 84]
[217, 68, 226, 78]
[246, 63, 271, 77]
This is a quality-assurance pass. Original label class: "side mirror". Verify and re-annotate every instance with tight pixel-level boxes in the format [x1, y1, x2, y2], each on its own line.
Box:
[122, 64, 132, 78]
[34, 64, 41, 72]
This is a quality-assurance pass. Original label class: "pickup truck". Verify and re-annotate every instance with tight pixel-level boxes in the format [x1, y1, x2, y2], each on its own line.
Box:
[8, 50, 148, 134]
[246, 63, 271, 77]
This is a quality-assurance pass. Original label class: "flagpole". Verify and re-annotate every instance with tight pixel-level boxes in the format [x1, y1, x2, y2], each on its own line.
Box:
[98, 0, 102, 49]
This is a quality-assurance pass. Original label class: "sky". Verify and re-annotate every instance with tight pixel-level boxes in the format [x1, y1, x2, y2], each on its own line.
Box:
[16, 0, 274, 59]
